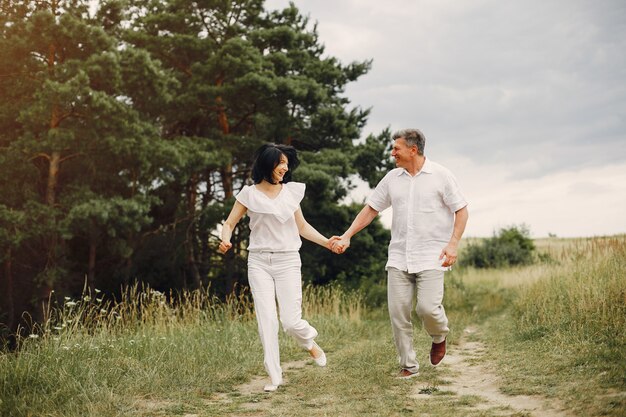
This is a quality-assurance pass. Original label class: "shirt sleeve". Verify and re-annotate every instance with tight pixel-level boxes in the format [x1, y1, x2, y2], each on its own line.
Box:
[442, 172, 467, 212]
[367, 173, 391, 212]
[285, 182, 306, 205]
[235, 185, 251, 208]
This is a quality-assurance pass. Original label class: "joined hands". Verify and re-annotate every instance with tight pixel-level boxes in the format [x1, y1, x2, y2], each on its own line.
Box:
[327, 235, 350, 254]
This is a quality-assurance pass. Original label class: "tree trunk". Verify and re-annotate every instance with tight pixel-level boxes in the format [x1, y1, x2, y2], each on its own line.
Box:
[186, 175, 202, 289]
[216, 80, 237, 293]
[87, 238, 96, 292]
[46, 151, 61, 206]
[198, 172, 212, 282]
[35, 19, 61, 318]
[3, 249, 15, 332]
[187, 239, 202, 289]
[123, 257, 133, 287]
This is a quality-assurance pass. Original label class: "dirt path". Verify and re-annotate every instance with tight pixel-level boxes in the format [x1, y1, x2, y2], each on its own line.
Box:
[208, 359, 309, 417]
[203, 326, 576, 417]
[411, 327, 574, 417]
[225, 359, 309, 398]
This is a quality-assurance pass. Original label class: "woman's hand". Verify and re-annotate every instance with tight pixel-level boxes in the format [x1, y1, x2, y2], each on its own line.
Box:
[329, 235, 350, 254]
[326, 236, 341, 252]
[218, 240, 233, 254]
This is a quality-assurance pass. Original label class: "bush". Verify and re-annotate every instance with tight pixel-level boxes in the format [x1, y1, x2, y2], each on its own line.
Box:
[461, 225, 535, 268]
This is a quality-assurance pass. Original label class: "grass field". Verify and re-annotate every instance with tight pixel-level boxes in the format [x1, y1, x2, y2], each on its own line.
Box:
[0, 236, 624, 416]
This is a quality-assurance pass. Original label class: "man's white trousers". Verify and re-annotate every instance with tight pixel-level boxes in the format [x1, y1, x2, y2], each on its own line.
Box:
[387, 267, 449, 372]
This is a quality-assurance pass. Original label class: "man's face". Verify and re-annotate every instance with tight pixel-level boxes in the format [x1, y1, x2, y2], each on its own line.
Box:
[391, 137, 416, 169]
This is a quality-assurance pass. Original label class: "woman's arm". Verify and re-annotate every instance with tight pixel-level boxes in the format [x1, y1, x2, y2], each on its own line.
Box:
[219, 201, 247, 254]
[294, 208, 333, 249]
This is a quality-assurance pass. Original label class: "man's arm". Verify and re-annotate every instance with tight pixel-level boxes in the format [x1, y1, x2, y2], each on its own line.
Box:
[439, 206, 469, 267]
[332, 204, 379, 253]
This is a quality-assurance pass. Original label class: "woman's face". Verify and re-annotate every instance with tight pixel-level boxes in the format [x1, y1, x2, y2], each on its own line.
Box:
[272, 153, 289, 183]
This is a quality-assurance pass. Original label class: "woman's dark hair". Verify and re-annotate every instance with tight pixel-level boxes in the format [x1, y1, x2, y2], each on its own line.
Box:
[251, 143, 300, 184]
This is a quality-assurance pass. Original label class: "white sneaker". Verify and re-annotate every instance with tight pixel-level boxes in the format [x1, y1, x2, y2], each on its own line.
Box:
[264, 384, 279, 392]
[309, 341, 327, 367]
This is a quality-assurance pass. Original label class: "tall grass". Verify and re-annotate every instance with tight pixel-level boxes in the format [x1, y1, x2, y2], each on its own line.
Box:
[22, 285, 256, 344]
[0, 283, 364, 417]
[303, 283, 363, 321]
[481, 235, 626, 417]
[514, 236, 626, 343]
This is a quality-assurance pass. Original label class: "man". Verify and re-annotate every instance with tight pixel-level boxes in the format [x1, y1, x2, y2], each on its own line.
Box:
[332, 128, 468, 378]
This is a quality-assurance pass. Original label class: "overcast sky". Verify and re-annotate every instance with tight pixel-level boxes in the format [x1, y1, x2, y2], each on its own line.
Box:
[266, 0, 626, 237]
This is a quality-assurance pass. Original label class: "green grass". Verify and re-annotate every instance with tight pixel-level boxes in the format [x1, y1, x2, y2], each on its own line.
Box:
[483, 236, 626, 417]
[1, 236, 624, 416]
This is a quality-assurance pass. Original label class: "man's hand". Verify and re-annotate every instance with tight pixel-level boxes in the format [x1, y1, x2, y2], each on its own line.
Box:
[326, 236, 342, 252]
[330, 235, 350, 254]
[218, 240, 233, 254]
[439, 243, 458, 267]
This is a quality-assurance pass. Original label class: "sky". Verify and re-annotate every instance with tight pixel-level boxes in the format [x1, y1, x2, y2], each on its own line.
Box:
[265, 0, 626, 237]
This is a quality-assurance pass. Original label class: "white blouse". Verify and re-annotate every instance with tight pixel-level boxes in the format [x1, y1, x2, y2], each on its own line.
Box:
[235, 182, 305, 252]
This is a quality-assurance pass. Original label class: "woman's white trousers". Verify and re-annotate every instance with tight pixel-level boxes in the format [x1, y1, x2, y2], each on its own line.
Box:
[247, 251, 318, 386]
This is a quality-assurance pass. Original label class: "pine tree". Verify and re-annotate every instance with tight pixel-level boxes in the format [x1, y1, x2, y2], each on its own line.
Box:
[124, 0, 372, 292]
[0, 0, 177, 323]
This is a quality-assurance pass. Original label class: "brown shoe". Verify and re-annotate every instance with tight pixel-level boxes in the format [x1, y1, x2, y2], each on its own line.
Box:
[397, 368, 419, 379]
[430, 339, 446, 367]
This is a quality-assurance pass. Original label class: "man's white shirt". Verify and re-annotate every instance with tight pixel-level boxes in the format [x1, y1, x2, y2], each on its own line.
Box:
[367, 159, 467, 274]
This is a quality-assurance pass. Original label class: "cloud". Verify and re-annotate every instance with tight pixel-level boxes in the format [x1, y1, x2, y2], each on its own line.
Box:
[360, 159, 626, 238]
[266, 0, 626, 236]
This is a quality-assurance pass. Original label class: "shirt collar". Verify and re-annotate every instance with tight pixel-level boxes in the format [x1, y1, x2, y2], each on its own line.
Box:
[398, 157, 433, 176]
[421, 158, 433, 173]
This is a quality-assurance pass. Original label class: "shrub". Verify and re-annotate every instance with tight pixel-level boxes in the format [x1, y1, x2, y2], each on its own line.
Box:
[461, 225, 535, 268]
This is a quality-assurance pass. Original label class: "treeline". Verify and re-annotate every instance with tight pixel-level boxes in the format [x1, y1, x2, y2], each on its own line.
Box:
[0, 0, 393, 335]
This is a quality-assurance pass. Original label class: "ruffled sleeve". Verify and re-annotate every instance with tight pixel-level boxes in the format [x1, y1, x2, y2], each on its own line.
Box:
[235, 185, 252, 208]
[235, 182, 306, 224]
[283, 182, 305, 205]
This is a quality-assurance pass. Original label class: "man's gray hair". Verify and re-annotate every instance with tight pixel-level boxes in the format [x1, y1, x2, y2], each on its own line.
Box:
[392, 129, 426, 155]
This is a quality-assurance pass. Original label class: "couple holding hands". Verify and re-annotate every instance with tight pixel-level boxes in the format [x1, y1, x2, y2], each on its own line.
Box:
[219, 128, 469, 392]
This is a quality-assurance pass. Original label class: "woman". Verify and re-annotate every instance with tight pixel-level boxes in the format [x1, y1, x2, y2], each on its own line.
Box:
[219, 143, 335, 392]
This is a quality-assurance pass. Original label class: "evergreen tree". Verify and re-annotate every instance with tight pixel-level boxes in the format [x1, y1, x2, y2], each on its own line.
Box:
[0, 0, 394, 333]
[123, 0, 372, 293]
[0, 0, 177, 323]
